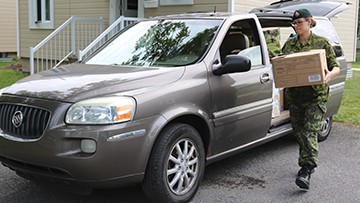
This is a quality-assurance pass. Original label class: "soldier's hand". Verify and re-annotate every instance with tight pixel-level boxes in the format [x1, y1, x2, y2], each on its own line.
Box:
[324, 67, 340, 83]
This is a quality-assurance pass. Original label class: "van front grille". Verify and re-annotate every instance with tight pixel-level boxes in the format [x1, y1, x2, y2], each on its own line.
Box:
[0, 104, 50, 140]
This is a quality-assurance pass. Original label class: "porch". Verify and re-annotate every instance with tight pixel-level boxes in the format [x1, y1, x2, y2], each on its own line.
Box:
[28, 15, 141, 74]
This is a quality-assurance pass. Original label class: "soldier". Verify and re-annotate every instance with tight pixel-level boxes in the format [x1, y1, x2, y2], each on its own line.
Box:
[281, 9, 340, 189]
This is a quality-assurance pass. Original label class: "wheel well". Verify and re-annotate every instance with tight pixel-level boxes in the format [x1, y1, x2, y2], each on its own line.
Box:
[167, 115, 211, 155]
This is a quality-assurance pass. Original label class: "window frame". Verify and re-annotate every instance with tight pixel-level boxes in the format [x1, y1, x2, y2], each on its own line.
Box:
[219, 18, 264, 68]
[28, 0, 54, 29]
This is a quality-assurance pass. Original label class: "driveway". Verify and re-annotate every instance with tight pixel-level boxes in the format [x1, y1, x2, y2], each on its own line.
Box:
[0, 122, 359, 203]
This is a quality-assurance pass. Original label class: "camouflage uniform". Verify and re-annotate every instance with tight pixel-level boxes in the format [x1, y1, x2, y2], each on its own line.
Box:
[282, 32, 339, 168]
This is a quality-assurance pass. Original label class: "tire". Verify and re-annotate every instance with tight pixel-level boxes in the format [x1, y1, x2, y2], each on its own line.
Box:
[317, 116, 333, 142]
[142, 123, 205, 203]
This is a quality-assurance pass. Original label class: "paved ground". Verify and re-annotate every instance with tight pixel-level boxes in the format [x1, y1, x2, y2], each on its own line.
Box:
[0, 122, 359, 203]
[192, 122, 360, 203]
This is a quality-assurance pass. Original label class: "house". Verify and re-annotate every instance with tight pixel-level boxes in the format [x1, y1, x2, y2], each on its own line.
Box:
[16, 0, 358, 73]
[0, 0, 17, 59]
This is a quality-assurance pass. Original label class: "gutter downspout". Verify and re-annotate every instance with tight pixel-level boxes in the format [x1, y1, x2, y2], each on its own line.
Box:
[354, 1, 359, 62]
[16, 0, 20, 58]
[228, 0, 234, 13]
[138, 0, 144, 18]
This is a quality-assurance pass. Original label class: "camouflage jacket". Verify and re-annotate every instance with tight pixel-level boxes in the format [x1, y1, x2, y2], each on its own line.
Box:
[281, 32, 339, 105]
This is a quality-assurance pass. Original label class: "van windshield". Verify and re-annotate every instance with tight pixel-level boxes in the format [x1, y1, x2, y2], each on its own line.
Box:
[85, 19, 221, 67]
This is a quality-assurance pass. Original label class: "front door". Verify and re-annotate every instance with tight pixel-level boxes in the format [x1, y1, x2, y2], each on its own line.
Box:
[110, 0, 138, 23]
[120, 0, 138, 17]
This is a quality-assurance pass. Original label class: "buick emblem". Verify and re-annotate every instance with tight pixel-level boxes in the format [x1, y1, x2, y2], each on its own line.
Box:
[12, 111, 24, 128]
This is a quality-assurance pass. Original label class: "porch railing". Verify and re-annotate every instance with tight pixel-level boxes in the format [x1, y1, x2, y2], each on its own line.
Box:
[29, 16, 104, 74]
[78, 16, 141, 61]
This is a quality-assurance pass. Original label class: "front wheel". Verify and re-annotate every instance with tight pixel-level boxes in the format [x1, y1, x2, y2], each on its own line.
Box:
[317, 116, 333, 142]
[142, 123, 205, 203]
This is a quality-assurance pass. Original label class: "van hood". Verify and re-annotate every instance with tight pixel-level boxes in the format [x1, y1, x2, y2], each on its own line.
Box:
[3, 64, 184, 102]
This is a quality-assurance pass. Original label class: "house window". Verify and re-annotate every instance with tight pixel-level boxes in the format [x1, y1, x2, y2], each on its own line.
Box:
[29, 0, 54, 29]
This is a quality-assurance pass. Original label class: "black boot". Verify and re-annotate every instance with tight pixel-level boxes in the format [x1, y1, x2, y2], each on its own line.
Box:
[296, 166, 313, 189]
[297, 167, 314, 176]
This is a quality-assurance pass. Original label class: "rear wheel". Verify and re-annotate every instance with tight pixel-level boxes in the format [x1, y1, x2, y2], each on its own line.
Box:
[142, 123, 205, 203]
[317, 116, 333, 142]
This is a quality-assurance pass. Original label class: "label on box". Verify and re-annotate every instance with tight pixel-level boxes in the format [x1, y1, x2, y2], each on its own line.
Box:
[308, 74, 321, 82]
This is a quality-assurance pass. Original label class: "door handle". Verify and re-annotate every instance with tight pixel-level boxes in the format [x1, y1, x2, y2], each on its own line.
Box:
[260, 73, 270, 84]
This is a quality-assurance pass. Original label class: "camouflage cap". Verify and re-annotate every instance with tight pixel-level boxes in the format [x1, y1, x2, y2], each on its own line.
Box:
[292, 9, 312, 21]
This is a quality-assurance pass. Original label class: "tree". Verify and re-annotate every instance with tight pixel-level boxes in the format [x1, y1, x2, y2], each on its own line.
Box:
[123, 21, 190, 66]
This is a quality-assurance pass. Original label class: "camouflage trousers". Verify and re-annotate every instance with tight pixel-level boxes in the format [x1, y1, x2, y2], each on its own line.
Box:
[289, 102, 326, 168]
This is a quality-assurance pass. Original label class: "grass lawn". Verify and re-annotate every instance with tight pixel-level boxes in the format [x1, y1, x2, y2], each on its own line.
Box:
[0, 69, 28, 89]
[352, 50, 360, 68]
[333, 70, 360, 126]
[0, 62, 28, 89]
[0, 61, 16, 67]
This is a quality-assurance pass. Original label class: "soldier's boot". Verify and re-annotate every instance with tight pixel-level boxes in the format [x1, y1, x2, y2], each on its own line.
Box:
[297, 167, 314, 176]
[295, 166, 313, 189]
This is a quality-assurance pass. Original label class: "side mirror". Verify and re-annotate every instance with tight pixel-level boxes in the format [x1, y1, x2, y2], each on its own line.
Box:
[212, 55, 251, 76]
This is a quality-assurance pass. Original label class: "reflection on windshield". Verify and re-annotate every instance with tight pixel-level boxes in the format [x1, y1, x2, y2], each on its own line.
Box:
[86, 19, 221, 67]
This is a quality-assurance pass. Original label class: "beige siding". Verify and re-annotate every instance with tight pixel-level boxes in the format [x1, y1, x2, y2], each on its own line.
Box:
[19, 0, 110, 58]
[0, 0, 17, 53]
[145, 0, 228, 17]
[234, 0, 273, 13]
[331, 0, 357, 62]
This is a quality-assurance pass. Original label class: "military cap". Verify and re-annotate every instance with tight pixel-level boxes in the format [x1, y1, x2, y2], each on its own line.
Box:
[292, 9, 313, 21]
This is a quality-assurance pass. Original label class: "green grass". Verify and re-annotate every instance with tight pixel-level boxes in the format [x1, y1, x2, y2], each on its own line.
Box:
[352, 50, 360, 68]
[0, 61, 28, 89]
[0, 61, 15, 67]
[0, 69, 28, 89]
[333, 70, 360, 126]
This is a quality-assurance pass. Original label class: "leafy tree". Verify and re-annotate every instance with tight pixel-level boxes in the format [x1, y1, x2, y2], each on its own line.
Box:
[123, 21, 190, 66]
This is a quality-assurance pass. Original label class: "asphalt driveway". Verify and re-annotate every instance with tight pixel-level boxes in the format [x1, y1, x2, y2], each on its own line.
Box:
[0, 122, 359, 203]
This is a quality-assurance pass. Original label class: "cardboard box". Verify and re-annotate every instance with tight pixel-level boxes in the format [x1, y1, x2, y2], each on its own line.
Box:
[272, 87, 285, 118]
[280, 88, 284, 111]
[272, 86, 281, 118]
[271, 49, 327, 88]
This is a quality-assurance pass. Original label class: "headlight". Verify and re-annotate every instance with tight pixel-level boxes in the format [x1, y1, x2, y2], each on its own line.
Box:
[65, 96, 136, 124]
[0, 87, 8, 97]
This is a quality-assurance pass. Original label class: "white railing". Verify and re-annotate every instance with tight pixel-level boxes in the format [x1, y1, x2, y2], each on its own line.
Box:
[78, 16, 141, 61]
[29, 16, 104, 74]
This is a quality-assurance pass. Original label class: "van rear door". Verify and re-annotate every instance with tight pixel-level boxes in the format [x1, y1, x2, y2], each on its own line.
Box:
[251, 0, 349, 20]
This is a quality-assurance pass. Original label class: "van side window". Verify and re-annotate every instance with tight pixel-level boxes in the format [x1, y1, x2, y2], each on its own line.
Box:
[311, 18, 344, 58]
[220, 18, 263, 66]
